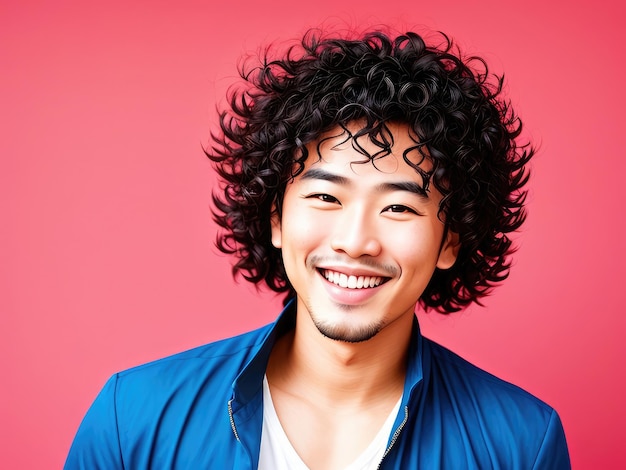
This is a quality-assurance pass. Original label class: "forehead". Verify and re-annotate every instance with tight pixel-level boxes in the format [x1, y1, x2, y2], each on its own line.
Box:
[301, 121, 432, 178]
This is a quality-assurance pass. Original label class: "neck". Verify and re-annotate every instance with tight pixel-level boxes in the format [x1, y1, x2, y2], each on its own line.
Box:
[267, 305, 413, 408]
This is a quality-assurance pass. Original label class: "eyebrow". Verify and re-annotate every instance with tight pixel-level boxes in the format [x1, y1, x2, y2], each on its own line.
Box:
[299, 168, 429, 198]
[377, 181, 428, 198]
[299, 168, 350, 185]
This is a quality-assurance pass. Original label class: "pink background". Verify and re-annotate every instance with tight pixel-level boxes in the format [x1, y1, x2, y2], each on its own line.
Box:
[2, 0, 624, 468]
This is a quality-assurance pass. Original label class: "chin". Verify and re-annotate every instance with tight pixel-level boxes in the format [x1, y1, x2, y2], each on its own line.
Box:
[313, 318, 385, 343]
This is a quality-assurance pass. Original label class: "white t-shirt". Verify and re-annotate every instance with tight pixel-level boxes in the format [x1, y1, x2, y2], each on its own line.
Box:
[258, 376, 401, 470]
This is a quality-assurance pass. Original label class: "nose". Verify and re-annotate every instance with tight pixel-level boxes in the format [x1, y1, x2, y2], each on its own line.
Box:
[329, 206, 382, 258]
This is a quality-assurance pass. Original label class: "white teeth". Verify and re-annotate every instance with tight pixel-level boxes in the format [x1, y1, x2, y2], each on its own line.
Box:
[322, 270, 384, 289]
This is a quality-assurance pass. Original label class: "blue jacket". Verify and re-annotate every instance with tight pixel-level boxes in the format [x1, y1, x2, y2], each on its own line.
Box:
[65, 304, 570, 469]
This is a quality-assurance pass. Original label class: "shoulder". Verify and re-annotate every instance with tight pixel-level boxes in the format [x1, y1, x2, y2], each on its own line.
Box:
[424, 337, 553, 416]
[115, 323, 272, 424]
[116, 322, 272, 385]
[65, 323, 274, 469]
[411, 338, 571, 468]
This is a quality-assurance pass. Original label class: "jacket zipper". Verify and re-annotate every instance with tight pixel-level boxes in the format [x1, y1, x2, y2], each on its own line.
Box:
[228, 399, 240, 441]
[377, 405, 409, 469]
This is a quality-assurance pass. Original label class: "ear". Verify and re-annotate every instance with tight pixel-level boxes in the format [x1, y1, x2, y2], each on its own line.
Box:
[270, 205, 282, 249]
[436, 228, 460, 270]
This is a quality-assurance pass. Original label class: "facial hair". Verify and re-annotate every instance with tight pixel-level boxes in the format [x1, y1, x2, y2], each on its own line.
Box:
[306, 300, 386, 343]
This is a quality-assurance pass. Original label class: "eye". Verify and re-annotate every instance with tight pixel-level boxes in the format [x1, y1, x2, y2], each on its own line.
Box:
[307, 193, 339, 204]
[383, 204, 418, 214]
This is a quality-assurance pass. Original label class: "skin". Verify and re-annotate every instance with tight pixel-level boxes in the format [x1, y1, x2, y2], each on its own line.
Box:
[266, 122, 459, 469]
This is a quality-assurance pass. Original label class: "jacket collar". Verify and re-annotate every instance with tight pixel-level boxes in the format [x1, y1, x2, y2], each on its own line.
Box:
[231, 300, 297, 405]
[229, 301, 428, 464]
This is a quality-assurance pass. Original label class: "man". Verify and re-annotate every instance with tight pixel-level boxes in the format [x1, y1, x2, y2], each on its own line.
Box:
[65, 29, 570, 469]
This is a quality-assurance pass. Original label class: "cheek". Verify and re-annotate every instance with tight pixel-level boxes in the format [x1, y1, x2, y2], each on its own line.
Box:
[387, 224, 442, 267]
[279, 208, 327, 256]
[284, 219, 322, 249]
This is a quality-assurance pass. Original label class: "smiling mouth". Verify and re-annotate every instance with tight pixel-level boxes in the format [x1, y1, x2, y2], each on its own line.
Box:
[320, 269, 389, 289]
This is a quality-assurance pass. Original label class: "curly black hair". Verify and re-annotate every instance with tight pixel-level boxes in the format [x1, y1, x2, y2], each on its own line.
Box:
[206, 28, 533, 313]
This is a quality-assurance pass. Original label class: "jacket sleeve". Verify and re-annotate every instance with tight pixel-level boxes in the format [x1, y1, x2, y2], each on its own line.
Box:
[531, 409, 571, 470]
[64, 375, 124, 469]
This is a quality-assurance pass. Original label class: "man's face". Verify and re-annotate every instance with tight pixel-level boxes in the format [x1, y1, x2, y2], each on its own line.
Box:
[271, 122, 458, 343]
